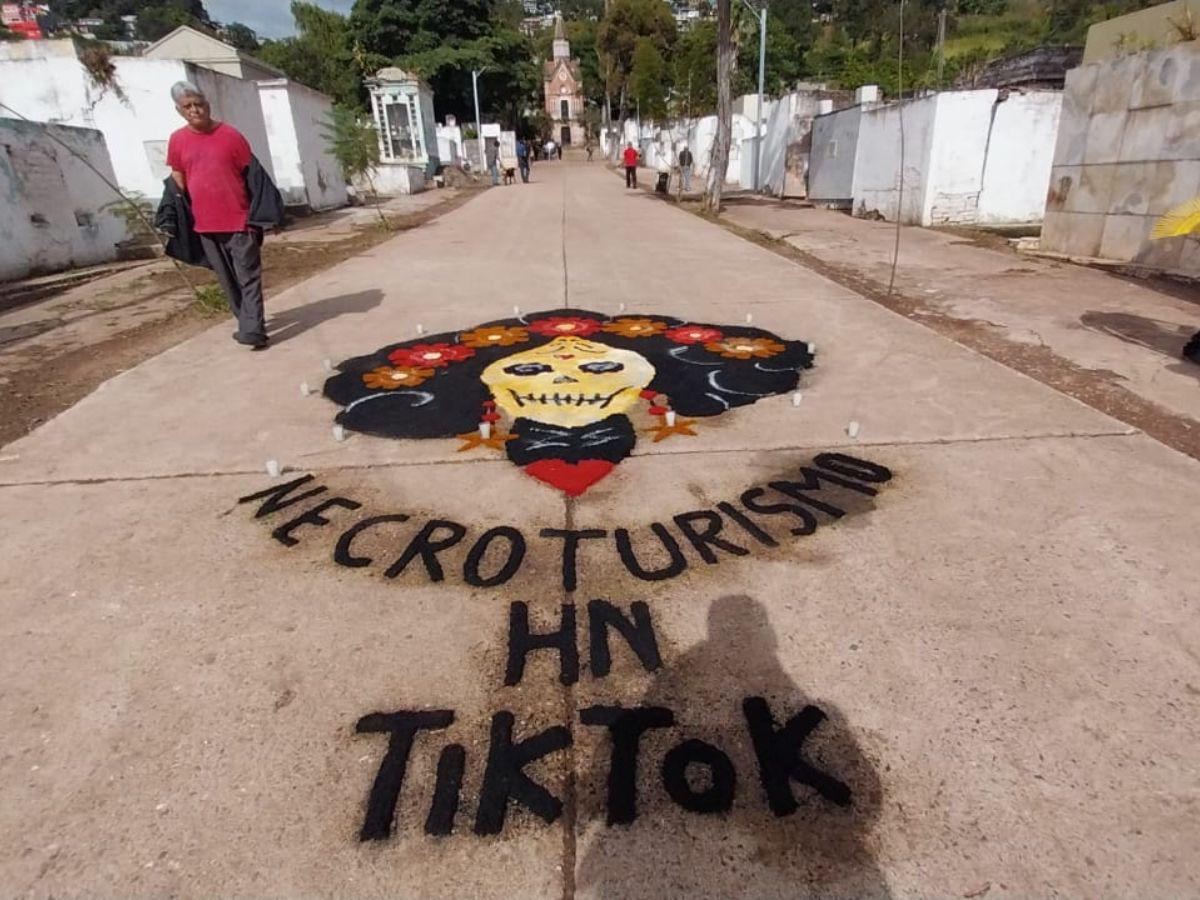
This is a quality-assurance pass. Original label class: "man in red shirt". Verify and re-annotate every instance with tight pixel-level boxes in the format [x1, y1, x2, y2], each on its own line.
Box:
[623, 142, 639, 189]
[166, 81, 268, 349]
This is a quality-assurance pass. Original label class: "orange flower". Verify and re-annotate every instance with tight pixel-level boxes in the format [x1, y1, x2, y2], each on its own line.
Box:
[704, 337, 786, 359]
[458, 324, 530, 348]
[602, 317, 668, 338]
[362, 365, 435, 389]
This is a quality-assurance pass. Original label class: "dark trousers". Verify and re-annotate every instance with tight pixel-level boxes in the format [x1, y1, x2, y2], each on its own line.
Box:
[519, 159, 530, 182]
[200, 229, 265, 340]
[625, 165, 637, 188]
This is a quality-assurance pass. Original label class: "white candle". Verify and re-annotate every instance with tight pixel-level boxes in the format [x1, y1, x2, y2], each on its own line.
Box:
[791, 392, 802, 407]
[665, 410, 677, 426]
[266, 459, 281, 477]
[479, 422, 492, 439]
[618, 302, 626, 312]
[322, 358, 333, 373]
[847, 421, 860, 439]
[332, 425, 346, 442]
[416, 323, 425, 335]
[513, 305, 521, 316]
[299, 381, 310, 396]
[807, 342, 816, 355]
[745, 313, 753, 324]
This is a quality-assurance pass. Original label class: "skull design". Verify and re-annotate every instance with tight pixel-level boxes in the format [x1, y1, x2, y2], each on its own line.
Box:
[481, 336, 655, 428]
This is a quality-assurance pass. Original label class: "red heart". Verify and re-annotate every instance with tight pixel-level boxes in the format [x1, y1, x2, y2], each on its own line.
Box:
[524, 459, 615, 497]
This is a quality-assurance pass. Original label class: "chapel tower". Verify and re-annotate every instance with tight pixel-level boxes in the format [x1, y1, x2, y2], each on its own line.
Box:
[543, 12, 585, 147]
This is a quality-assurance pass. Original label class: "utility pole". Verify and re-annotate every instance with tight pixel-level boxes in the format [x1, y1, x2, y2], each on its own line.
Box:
[740, 0, 767, 192]
[471, 67, 488, 170]
[936, 7, 947, 88]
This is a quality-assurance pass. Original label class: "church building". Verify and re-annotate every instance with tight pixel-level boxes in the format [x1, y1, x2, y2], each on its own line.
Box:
[543, 13, 585, 146]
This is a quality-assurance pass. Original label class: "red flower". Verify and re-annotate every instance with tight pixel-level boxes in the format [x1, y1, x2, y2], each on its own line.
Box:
[388, 342, 475, 368]
[665, 324, 723, 345]
[527, 316, 601, 337]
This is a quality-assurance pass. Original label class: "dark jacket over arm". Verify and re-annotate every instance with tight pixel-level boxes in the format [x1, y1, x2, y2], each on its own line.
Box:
[154, 177, 210, 268]
[246, 156, 285, 229]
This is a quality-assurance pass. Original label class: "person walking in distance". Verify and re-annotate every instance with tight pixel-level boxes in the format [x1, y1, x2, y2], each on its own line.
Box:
[678, 143, 694, 192]
[586, 141, 594, 162]
[516, 137, 530, 183]
[166, 81, 281, 349]
[623, 141, 639, 189]
[486, 138, 501, 186]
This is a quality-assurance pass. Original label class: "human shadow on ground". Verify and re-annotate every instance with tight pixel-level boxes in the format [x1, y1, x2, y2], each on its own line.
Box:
[1080, 311, 1200, 382]
[575, 594, 890, 899]
[266, 289, 383, 346]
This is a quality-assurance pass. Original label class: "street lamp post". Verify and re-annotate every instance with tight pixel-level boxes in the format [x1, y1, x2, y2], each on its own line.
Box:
[471, 67, 489, 170]
[740, 0, 767, 192]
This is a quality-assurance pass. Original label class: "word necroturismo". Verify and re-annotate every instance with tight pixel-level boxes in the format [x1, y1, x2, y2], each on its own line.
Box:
[237, 452, 893, 591]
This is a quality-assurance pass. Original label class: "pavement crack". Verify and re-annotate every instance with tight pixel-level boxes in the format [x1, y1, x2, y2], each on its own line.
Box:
[0, 429, 1144, 490]
[559, 494, 578, 900]
[562, 171, 570, 309]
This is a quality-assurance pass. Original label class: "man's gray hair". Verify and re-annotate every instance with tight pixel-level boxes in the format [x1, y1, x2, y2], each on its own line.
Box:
[170, 80, 205, 104]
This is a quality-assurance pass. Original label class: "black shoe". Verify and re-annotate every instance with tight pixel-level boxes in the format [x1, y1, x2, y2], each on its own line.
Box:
[1184, 331, 1200, 364]
[234, 331, 269, 349]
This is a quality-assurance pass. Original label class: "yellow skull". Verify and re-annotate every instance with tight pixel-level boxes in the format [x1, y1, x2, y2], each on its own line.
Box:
[481, 336, 655, 427]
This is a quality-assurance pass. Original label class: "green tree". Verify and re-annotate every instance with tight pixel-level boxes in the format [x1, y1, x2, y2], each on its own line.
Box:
[92, 12, 127, 40]
[257, 2, 362, 108]
[735, 13, 806, 96]
[597, 0, 676, 157]
[322, 104, 390, 229]
[221, 21, 259, 51]
[345, 0, 540, 125]
[349, 0, 494, 57]
[673, 20, 717, 116]
[629, 36, 669, 120]
[558, 0, 605, 18]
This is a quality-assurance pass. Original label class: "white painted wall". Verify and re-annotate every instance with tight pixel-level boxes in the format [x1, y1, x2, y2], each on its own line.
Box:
[436, 123, 463, 164]
[257, 79, 347, 211]
[0, 48, 273, 203]
[923, 90, 998, 225]
[977, 91, 1062, 224]
[364, 163, 426, 195]
[845, 89, 1061, 226]
[0, 118, 130, 281]
[256, 81, 302, 204]
[808, 105, 863, 203]
[854, 96, 937, 223]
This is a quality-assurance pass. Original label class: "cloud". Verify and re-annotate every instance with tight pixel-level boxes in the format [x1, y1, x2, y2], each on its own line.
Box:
[204, 0, 354, 39]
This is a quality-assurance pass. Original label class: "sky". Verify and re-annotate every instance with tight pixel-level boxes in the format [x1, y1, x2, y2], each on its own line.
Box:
[203, 0, 354, 39]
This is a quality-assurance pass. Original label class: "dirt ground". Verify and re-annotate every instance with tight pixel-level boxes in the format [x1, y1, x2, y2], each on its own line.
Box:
[0, 187, 484, 449]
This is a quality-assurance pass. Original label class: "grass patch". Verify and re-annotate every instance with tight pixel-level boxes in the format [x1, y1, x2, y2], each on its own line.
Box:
[192, 284, 227, 318]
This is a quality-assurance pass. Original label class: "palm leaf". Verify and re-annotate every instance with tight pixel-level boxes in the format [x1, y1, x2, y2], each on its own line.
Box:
[1151, 197, 1200, 240]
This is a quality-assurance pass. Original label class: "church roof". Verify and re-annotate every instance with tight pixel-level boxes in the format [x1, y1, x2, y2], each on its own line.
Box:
[553, 12, 566, 41]
[544, 57, 580, 80]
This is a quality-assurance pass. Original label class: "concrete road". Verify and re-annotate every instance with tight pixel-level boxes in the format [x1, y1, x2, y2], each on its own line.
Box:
[1, 161, 1197, 898]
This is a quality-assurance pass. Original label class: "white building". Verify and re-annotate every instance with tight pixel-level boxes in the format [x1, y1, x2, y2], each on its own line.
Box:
[257, 78, 348, 211]
[0, 30, 349, 213]
[366, 67, 439, 195]
[0, 39, 274, 203]
[809, 88, 1064, 226]
[142, 25, 284, 81]
[0, 118, 131, 281]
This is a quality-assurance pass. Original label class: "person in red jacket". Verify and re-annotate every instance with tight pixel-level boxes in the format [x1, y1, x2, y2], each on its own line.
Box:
[623, 142, 639, 189]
